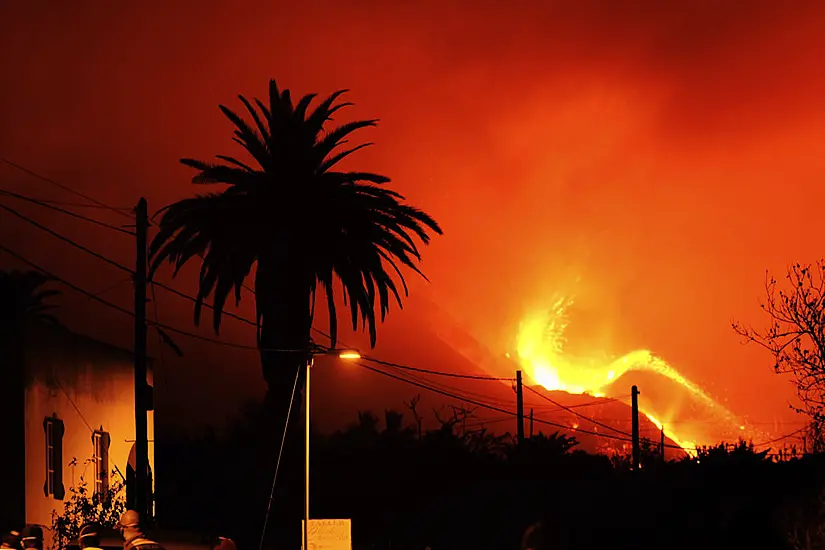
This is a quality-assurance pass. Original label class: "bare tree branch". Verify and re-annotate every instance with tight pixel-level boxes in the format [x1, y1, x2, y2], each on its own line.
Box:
[732, 262, 825, 451]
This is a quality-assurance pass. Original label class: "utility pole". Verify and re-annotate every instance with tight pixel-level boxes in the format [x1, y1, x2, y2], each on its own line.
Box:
[516, 370, 524, 445]
[660, 426, 665, 462]
[631, 385, 640, 471]
[529, 408, 534, 439]
[134, 197, 150, 522]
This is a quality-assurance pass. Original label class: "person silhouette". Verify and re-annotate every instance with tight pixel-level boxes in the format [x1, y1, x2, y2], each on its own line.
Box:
[78, 523, 104, 550]
[20, 526, 42, 550]
[117, 511, 165, 550]
[0, 530, 21, 550]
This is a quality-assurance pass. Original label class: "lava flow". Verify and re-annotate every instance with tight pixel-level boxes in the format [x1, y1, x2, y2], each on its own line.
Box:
[515, 295, 748, 455]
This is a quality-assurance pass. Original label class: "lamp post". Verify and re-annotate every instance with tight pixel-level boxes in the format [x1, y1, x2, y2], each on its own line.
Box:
[304, 347, 361, 550]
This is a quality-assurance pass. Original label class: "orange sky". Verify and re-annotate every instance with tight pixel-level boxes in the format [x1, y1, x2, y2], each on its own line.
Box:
[2, 0, 825, 436]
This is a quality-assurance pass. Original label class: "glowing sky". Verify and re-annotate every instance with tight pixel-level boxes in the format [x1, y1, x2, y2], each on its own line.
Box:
[2, 1, 825, 433]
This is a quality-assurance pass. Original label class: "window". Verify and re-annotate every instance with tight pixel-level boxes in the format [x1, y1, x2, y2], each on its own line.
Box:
[43, 416, 65, 500]
[93, 430, 110, 497]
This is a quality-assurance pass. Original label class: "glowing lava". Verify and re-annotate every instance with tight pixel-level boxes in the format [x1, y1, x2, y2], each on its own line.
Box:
[515, 295, 743, 456]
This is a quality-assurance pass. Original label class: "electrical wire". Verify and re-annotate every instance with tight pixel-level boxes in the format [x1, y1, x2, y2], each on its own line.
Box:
[3, 199, 526, 386]
[362, 355, 514, 381]
[524, 384, 631, 437]
[52, 375, 127, 483]
[0, 201, 135, 273]
[258, 366, 302, 550]
[357, 360, 638, 445]
[0, 188, 135, 235]
[0, 156, 135, 219]
[0, 241, 259, 350]
[539, 395, 625, 411]
[4, 223, 801, 457]
[752, 427, 807, 448]
[3, 159, 809, 460]
[5, 194, 260, 327]
[63, 277, 132, 308]
[378, 360, 523, 410]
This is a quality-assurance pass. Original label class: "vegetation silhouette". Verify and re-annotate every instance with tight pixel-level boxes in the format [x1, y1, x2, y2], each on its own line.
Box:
[148, 79, 442, 545]
[733, 261, 825, 452]
[0, 270, 61, 531]
[156, 399, 820, 550]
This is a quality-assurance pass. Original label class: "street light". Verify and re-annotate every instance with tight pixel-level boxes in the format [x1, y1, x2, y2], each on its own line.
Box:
[304, 347, 361, 550]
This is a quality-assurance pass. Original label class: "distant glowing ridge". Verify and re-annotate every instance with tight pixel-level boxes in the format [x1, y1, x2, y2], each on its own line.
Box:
[515, 295, 742, 455]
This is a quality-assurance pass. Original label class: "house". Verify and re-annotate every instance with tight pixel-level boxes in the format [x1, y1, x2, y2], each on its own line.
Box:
[0, 322, 155, 540]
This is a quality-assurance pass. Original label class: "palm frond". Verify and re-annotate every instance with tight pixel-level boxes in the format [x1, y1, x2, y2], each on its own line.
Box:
[152, 78, 442, 358]
[317, 144, 375, 174]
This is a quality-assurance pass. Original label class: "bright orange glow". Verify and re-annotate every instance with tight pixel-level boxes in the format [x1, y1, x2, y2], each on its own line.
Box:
[4, 3, 825, 433]
[515, 293, 744, 456]
[338, 350, 362, 361]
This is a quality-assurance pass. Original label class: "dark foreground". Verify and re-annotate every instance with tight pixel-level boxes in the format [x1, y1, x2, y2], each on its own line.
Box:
[156, 407, 823, 550]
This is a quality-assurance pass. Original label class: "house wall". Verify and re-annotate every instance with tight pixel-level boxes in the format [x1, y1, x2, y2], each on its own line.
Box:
[23, 324, 155, 540]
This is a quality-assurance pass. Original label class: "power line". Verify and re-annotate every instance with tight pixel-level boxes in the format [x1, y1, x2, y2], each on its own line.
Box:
[0, 161, 805, 453]
[537, 395, 625, 412]
[0, 201, 135, 273]
[0, 188, 135, 236]
[362, 356, 514, 382]
[0, 241, 258, 351]
[4, 226, 800, 456]
[63, 277, 133, 308]
[0, 199, 261, 329]
[752, 427, 806, 448]
[52, 375, 127, 482]
[0, 156, 134, 219]
[357, 361, 637, 445]
[524, 384, 631, 437]
[5, 199, 517, 384]
[378, 360, 524, 410]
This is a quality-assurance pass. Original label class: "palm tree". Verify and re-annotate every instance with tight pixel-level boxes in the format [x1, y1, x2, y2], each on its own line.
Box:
[0, 270, 60, 527]
[149, 79, 442, 404]
[0, 270, 61, 328]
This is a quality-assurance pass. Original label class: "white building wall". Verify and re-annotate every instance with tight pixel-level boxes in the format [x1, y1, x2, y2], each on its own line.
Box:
[22, 325, 154, 544]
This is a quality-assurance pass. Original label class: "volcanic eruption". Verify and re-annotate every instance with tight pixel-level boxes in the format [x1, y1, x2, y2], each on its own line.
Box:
[514, 294, 756, 454]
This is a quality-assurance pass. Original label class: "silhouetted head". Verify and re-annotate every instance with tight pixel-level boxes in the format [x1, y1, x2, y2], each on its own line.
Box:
[1, 530, 22, 550]
[117, 510, 143, 543]
[20, 526, 42, 550]
[78, 524, 101, 549]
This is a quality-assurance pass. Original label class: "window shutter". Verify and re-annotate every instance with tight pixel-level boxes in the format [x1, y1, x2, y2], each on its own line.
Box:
[42, 417, 50, 497]
[101, 431, 111, 493]
[53, 418, 65, 500]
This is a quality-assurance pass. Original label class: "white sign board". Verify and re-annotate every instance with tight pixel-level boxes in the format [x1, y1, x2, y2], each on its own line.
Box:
[301, 519, 352, 550]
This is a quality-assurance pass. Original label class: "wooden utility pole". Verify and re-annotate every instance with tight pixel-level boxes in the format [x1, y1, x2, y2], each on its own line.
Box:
[631, 385, 640, 471]
[134, 197, 150, 521]
[529, 408, 534, 439]
[660, 426, 665, 462]
[516, 370, 525, 445]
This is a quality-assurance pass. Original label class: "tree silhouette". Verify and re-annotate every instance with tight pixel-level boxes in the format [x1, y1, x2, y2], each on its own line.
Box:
[732, 262, 825, 450]
[0, 270, 60, 529]
[0, 270, 61, 327]
[149, 79, 442, 392]
[148, 79, 441, 546]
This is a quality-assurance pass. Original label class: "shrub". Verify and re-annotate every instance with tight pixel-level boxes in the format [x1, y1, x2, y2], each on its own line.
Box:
[50, 464, 126, 550]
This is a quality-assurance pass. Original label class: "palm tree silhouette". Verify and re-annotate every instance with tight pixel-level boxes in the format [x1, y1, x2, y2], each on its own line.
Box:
[0, 270, 61, 327]
[150, 79, 441, 399]
[0, 270, 61, 527]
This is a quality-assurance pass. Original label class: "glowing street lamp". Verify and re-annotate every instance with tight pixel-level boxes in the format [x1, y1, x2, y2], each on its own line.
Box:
[303, 347, 361, 550]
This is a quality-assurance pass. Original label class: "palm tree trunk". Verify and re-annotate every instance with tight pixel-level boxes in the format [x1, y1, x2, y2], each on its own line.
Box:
[255, 261, 314, 548]
[0, 322, 26, 529]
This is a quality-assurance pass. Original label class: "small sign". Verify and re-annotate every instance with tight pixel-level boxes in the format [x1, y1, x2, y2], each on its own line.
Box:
[301, 519, 352, 550]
